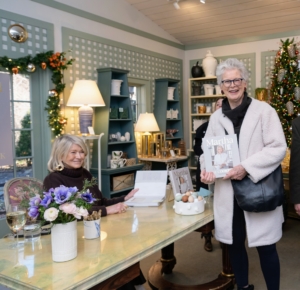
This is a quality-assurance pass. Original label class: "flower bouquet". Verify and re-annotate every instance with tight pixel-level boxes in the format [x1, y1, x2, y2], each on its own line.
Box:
[22, 178, 98, 262]
[26, 178, 97, 225]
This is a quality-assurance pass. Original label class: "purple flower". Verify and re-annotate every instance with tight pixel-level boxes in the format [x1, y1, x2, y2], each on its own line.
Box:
[28, 206, 39, 219]
[80, 190, 96, 204]
[29, 196, 41, 207]
[53, 185, 77, 204]
[40, 194, 53, 208]
[44, 188, 55, 195]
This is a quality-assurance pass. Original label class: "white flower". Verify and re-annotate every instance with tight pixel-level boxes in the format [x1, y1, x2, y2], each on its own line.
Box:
[59, 202, 77, 214]
[73, 206, 89, 219]
[44, 207, 59, 222]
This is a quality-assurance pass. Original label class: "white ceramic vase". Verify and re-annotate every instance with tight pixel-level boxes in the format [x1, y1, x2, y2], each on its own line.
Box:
[167, 87, 176, 100]
[111, 79, 123, 95]
[51, 220, 77, 262]
[202, 50, 217, 77]
[125, 132, 130, 141]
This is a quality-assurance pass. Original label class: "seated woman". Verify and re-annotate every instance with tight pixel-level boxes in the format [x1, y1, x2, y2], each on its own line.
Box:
[43, 134, 146, 290]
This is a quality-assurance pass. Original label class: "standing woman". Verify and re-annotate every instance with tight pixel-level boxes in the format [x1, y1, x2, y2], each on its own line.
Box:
[200, 58, 286, 290]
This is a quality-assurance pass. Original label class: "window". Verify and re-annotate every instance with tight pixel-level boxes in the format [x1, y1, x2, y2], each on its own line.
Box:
[128, 78, 151, 121]
[0, 69, 52, 238]
[0, 72, 34, 217]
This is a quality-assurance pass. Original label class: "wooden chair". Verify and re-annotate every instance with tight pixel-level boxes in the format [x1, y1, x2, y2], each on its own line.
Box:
[3, 177, 43, 211]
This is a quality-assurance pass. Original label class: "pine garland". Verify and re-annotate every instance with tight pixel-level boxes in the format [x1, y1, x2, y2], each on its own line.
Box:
[269, 38, 300, 147]
[0, 51, 75, 136]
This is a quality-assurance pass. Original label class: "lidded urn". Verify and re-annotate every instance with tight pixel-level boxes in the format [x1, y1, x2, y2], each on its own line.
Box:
[202, 50, 217, 77]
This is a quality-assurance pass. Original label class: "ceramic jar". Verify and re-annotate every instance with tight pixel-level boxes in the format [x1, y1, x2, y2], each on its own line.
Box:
[202, 50, 217, 77]
[168, 87, 176, 100]
[191, 61, 204, 78]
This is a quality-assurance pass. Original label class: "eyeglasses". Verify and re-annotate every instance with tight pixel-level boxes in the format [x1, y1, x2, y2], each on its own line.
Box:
[221, 78, 244, 87]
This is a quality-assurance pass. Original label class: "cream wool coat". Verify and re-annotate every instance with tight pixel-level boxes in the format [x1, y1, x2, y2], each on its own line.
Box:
[201, 98, 287, 247]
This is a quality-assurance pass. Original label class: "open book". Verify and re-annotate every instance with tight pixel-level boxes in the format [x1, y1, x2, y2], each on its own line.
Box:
[125, 170, 168, 207]
[202, 134, 240, 178]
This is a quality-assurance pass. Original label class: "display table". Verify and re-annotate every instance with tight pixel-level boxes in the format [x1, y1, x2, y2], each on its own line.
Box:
[139, 155, 188, 171]
[0, 201, 233, 290]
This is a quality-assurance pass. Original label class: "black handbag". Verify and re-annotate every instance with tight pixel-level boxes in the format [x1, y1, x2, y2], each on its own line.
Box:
[231, 165, 284, 212]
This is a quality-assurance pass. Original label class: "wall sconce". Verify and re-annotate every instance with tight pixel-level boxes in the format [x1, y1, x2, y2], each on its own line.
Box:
[67, 80, 105, 135]
[135, 113, 160, 157]
[200, 0, 205, 3]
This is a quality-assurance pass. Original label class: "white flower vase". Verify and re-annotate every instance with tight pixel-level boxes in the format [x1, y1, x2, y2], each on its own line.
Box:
[202, 50, 218, 77]
[51, 220, 77, 262]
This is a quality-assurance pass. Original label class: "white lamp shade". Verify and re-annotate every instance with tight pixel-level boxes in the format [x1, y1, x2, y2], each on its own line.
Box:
[135, 113, 160, 132]
[67, 80, 105, 107]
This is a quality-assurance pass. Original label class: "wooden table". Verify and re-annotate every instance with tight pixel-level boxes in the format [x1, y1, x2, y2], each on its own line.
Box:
[0, 201, 233, 290]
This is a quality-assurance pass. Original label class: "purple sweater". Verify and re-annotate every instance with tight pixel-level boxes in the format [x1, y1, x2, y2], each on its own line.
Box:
[43, 167, 125, 216]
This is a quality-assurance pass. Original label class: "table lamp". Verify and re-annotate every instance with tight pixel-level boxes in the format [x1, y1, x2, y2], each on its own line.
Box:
[67, 80, 105, 135]
[135, 112, 160, 157]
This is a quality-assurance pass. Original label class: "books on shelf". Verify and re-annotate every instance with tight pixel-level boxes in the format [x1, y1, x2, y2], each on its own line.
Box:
[202, 134, 240, 178]
[125, 170, 168, 207]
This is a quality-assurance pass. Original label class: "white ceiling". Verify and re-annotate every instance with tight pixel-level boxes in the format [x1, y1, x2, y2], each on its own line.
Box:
[123, 0, 300, 47]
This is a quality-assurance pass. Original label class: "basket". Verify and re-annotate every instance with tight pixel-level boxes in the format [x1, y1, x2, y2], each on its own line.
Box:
[126, 158, 136, 166]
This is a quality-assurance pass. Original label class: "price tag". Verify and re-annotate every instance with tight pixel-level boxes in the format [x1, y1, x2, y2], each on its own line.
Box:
[119, 107, 124, 112]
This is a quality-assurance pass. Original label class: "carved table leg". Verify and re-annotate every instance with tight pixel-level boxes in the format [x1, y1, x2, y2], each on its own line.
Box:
[160, 243, 176, 275]
[148, 235, 235, 290]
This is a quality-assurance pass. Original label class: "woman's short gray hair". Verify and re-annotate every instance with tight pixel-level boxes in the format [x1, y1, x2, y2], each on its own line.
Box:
[47, 134, 87, 172]
[216, 58, 249, 85]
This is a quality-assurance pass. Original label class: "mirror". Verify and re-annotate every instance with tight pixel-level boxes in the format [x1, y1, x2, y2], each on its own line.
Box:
[8, 24, 28, 43]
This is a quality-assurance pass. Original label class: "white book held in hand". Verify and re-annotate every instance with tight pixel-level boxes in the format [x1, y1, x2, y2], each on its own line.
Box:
[202, 134, 240, 178]
[125, 170, 168, 206]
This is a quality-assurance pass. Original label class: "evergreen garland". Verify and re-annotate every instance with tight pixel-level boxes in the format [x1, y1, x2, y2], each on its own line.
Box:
[269, 38, 300, 147]
[0, 51, 75, 136]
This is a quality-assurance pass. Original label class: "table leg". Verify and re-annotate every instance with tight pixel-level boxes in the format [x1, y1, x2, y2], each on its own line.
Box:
[148, 240, 235, 290]
[89, 262, 140, 290]
[166, 161, 177, 171]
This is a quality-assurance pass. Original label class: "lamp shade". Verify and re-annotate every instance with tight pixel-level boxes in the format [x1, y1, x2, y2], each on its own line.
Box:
[67, 80, 105, 107]
[67, 80, 105, 135]
[135, 113, 160, 132]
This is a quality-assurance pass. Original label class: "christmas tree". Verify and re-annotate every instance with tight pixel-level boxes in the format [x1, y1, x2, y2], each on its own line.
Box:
[270, 38, 300, 147]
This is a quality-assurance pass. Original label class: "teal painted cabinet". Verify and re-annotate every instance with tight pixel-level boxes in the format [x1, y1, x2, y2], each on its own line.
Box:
[153, 78, 183, 148]
[92, 68, 143, 198]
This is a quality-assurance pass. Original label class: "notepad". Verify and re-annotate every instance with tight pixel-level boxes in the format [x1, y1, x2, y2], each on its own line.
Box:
[125, 170, 168, 207]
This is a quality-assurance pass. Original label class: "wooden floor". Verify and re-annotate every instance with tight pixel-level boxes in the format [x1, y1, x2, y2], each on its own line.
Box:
[140, 218, 300, 290]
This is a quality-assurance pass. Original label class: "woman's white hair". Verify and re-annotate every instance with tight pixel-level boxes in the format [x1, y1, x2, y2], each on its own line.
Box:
[47, 134, 87, 172]
[216, 58, 249, 85]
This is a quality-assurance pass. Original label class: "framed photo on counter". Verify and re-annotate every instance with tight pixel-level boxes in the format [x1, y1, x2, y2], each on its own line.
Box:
[169, 167, 193, 195]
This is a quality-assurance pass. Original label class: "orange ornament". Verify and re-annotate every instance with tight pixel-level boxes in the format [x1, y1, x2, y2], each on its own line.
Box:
[41, 62, 47, 70]
[12, 67, 19, 74]
[58, 117, 67, 125]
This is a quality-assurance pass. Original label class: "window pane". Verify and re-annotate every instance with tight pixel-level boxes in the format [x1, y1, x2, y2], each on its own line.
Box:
[15, 130, 32, 158]
[16, 159, 33, 177]
[13, 103, 31, 130]
[12, 74, 30, 101]
[0, 164, 13, 218]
